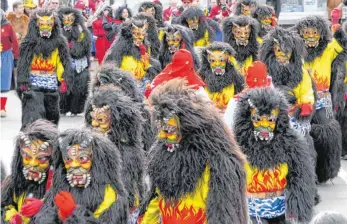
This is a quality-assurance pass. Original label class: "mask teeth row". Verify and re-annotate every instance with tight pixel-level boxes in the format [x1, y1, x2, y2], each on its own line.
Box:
[66, 173, 91, 188]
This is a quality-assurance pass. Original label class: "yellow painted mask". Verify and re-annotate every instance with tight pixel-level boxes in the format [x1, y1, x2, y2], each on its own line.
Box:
[207, 50, 228, 75]
[241, 4, 253, 16]
[187, 16, 199, 30]
[300, 27, 320, 48]
[249, 99, 279, 142]
[64, 143, 92, 188]
[63, 13, 75, 32]
[273, 39, 292, 65]
[157, 112, 182, 152]
[37, 14, 54, 38]
[232, 24, 251, 46]
[132, 22, 147, 46]
[142, 7, 155, 17]
[20, 134, 52, 184]
[259, 15, 272, 31]
[91, 105, 112, 135]
[165, 31, 182, 53]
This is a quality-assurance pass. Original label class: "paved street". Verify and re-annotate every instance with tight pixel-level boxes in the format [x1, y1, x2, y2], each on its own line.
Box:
[1, 90, 347, 218]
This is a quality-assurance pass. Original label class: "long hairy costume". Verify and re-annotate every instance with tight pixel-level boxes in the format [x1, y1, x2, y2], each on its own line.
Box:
[223, 15, 259, 63]
[1, 120, 58, 223]
[234, 0, 258, 16]
[85, 87, 146, 208]
[177, 7, 216, 44]
[133, 12, 161, 59]
[32, 129, 129, 223]
[252, 5, 275, 37]
[159, 24, 200, 70]
[58, 7, 92, 114]
[141, 79, 248, 224]
[138, 1, 165, 28]
[103, 18, 161, 82]
[199, 41, 245, 93]
[90, 63, 156, 152]
[233, 88, 316, 222]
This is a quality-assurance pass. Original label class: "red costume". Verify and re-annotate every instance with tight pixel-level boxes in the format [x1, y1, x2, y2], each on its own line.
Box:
[208, 5, 231, 20]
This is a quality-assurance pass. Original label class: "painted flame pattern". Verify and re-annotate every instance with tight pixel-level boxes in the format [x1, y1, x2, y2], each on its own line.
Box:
[206, 85, 234, 109]
[312, 71, 330, 92]
[159, 199, 206, 224]
[31, 57, 55, 72]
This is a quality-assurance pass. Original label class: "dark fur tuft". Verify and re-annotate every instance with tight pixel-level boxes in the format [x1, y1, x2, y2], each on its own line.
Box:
[235, 0, 258, 15]
[138, 1, 164, 27]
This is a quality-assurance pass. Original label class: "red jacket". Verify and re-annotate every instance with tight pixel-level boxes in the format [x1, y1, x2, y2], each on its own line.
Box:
[1, 23, 19, 59]
[163, 7, 174, 21]
[93, 18, 107, 64]
[208, 5, 231, 20]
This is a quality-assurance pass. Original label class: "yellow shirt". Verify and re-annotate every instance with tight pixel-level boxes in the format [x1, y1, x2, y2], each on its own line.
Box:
[194, 30, 210, 47]
[141, 166, 210, 224]
[5, 193, 30, 224]
[292, 67, 315, 106]
[205, 84, 235, 109]
[120, 55, 150, 81]
[257, 36, 263, 45]
[93, 184, 117, 218]
[304, 38, 343, 92]
[158, 29, 165, 41]
[230, 55, 253, 76]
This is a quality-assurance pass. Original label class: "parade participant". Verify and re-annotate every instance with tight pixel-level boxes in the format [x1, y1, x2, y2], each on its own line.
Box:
[58, 7, 91, 117]
[139, 78, 248, 224]
[138, 1, 165, 28]
[17, 8, 72, 129]
[159, 24, 200, 70]
[223, 15, 259, 75]
[177, 7, 216, 47]
[1, 10, 19, 118]
[1, 0, 7, 11]
[207, 0, 231, 22]
[85, 86, 146, 212]
[90, 64, 156, 152]
[102, 6, 124, 47]
[163, 0, 178, 22]
[234, 0, 258, 16]
[294, 15, 345, 182]
[233, 87, 316, 223]
[199, 42, 245, 110]
[32, 129, 129, 223]
[1, 120, 58, 224]
[252, 5, 277, 38]
[104, 18, 161, 93]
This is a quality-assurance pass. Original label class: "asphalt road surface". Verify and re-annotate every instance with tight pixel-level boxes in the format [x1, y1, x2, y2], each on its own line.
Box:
[1, 90, 347, 220]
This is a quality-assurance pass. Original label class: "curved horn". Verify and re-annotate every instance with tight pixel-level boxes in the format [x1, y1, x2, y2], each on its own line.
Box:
[206, 49, 213, 55]
[36, 13, 42, 19]
[232, 22, 240, 27]
[132, 23, 139, 29]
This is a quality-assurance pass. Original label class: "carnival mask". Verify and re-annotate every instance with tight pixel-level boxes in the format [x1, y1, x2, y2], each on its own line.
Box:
[300, 27, 320, 48]
[132, 22, 147, 46]
[64, 142, 92, 188]
[20, 133, 52, 184]
[187, 16, 199, 30]
[273, 39, 292, 65]
[241, 3, 254, 16]
[157, 111, 182, 152]
[142, 7, 155, 17]
[165, 31, 182, 53]
[91, 105, 112, 135]
[63, 13, 75, 32]
[249, 99, 279, 142]
[37, 14, 54, 38]
[232, 24, 251, 46]
[207, 50, 228, 75]
[259, 15, 272, 31]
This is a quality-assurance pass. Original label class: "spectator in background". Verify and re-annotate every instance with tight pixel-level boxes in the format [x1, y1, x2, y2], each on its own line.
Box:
[6, 1, 29, 45]
[163, 0, 178, 21]
[47, 0, 60, 10]
[1, 9, 19, 117]
[1, 0, 8, 12]
[208, 0, 231, 22]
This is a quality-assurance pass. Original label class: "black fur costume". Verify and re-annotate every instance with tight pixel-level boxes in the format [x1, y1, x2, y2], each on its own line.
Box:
[104, 18, 161, 93]
[85, 86, 146, 209]
[199, 42, 245, 109]
[233, 87, 316, 223]
[58, 7, 91, 115]
[17, 9, 72, 129]
[159, 24, 200, 70]
[223, 15, 259, 74]
[138, 1, 165, 28]
[252, 5, 275, 38]
[32, 129, 129, 223]
[176, 7, 216, 47]
[139, 79, 248, 224]
[90, 63, 156, 152]
[1, 120, 58, 223]
[294, 16, 345, 182]
[234, 0, 258, 16]
[133, 12, 161, 59]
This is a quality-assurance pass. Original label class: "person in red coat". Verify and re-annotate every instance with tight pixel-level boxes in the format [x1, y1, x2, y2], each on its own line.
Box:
[163, 0, 178, 21]
[1, 10, 19, 117]
[208, 0, 231, 22]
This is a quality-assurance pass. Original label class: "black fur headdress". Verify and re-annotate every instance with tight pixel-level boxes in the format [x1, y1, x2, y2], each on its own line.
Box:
[58, 7, 87, 42]
[235, 0, 258, 15]
[223, 15, 259, 63]
[252, 5, 274, 37]
[138, 1, 164, 27]
[199, 41, 245, 92]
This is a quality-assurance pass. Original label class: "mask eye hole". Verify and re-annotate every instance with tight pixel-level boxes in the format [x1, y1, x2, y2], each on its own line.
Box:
[252, 114, 261, 122]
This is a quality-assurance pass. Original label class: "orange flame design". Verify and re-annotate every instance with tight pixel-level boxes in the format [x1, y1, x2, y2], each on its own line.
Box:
[312, 71, 330, 92]
[212, 93, 229, 109]
[159, 199, 206, 224]
[31, 57, 55, 72]
[247, 167, 287, 193]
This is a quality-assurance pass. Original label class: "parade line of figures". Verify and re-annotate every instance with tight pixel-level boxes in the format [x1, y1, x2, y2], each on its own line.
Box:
[1, 0, 347, 223]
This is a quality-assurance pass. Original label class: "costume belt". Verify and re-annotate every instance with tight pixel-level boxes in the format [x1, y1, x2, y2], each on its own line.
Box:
[29, 73, 58, 91]
[316, 90, 333, 119]
[247, 190, 283, 198]
[31, 70, 55, 75]
[72, 56, 88, 74]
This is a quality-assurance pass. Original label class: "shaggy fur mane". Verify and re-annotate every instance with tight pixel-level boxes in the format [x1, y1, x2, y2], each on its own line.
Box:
[235, 0, 258, 15]
[252, 5, 274, 37]
[58, 7, 87, 42]
[138, 1, 165, 27]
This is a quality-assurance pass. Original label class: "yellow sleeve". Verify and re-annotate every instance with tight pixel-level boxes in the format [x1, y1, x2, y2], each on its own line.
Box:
[205, 30, 210, 46]
[56, 49, 65, 82]
[77, 32, 85, 43]
[94, 184, 117, 218]
[120, 56, 137, 75]
[257, 36, 263, 45]
[4, 205, 18, 222]
[328, 38, 344, 61]
[140, 190, 160, 224]
[293, 68, 315, 106]
[158, 29, 164, 41]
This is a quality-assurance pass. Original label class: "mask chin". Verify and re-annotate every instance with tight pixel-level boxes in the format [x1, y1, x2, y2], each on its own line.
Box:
[40, 30, 52, 38]
[304, 39, 319, 48]
[169, 45, 179, 53]
[236, 39, 249, 46]
[63, 25, 72, 32]
[212, 67, 226, 75]
[23, 167, 47, 184]
[254, 128, 274, 142]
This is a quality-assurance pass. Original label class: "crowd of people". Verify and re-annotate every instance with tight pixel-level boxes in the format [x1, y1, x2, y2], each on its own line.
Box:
[1, 0, 347, 223]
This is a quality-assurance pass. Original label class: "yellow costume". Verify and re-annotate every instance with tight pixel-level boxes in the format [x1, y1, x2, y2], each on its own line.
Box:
[205, 85, 235, 110]
[4, 194, 31, 224]
[230, 55, 253, 76]
[120, 55, 151, 81]
[194, 30, 210, 47]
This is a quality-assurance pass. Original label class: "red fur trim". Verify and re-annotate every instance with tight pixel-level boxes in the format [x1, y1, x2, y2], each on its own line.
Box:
[45, 166, 53, 191]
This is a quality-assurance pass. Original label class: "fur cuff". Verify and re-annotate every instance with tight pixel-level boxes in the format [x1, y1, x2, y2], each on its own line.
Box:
[334, 29, 347, 48]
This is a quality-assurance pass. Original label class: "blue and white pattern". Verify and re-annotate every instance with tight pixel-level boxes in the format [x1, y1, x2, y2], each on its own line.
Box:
[289, 116, 311, 136]
[316, 90, 333, 118]
[137, 78, 151, 94]
[72, 56, 88, 74]
[248, 194, 286, 219]
[29, 74, 58, 90]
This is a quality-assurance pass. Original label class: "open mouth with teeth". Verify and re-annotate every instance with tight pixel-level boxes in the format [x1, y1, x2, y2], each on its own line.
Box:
[63, 25, 72, 32]
[276, 56, 290, 65]
[212, 67, 225, 75]
[188, 24, 198, 30]
[66, 173, 91, 188]
[169, 45, 179, 53]
[134, 38, 143, 46]
[304, 38, 319, 48]
[236, 38, 249, 46]
[23, 167, 47, 184]
[158, 116, 182, 153]
[40, 30, 52, 38]
[254, 127, 274, 142]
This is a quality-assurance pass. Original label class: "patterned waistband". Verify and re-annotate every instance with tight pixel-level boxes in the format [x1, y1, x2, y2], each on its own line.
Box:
[289, 116, 311, 136]
[316, 90, 333, 118]
[248, 192, 286, 219]
[29, 73, 58, 90]
[72, 56, 88, 73]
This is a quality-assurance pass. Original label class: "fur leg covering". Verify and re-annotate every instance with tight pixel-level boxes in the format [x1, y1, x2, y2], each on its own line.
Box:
[59, 92, 71, 114]
[69, 69, 90, 114]
[44, 91, 60, 125]
[21, 90, 45, 130]
[341, 108, 347, 157]
[311, 115, 342, 183]
[141, 108, 156, 151]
